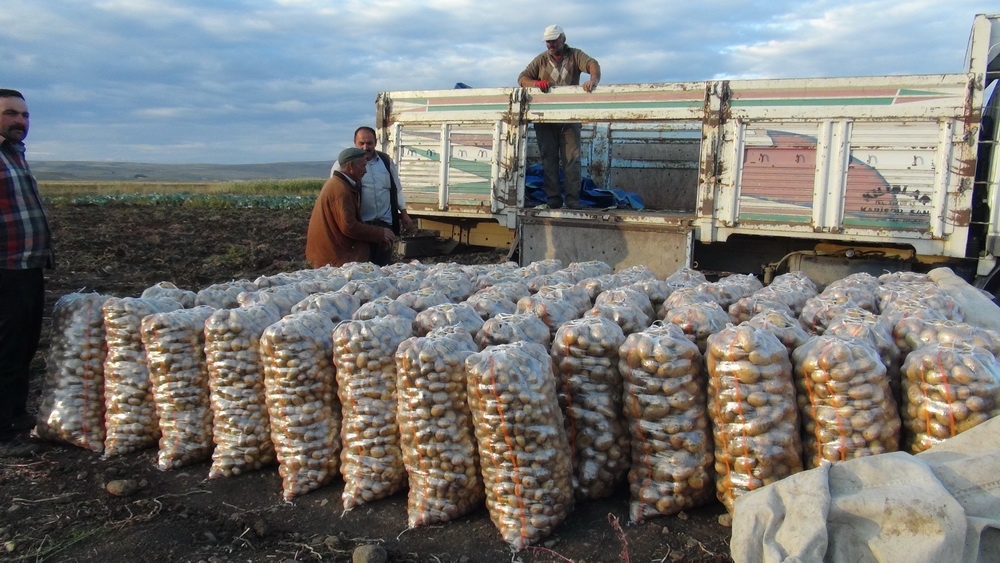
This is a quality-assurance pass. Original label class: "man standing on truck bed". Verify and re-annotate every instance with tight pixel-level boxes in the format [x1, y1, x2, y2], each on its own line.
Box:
[518, 25, 601, 210]
[330, 126, 413, 265]
[0, 89, 53, 447]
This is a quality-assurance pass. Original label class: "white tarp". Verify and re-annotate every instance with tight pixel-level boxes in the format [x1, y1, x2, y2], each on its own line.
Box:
[731, 415, 1000, 563]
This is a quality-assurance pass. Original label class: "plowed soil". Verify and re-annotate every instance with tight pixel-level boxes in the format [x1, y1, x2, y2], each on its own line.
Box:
[2, 203, 734, 563]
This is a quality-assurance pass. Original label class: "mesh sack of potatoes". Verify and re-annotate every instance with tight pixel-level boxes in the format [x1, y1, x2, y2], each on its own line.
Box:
[565, 260, 614, 281]
[394, 333, 484, 527]
[660, 286, 719, 316]
[260, 310, 341, 500]
[728, 294, 795, 324]
[585, 301, 651, 335]
[894, 317, 1000, 358]
[746, 285, 811, 317]
[102, 296, 185, 457]
[770, 270, 818, 291]
[706, 324, 803, 513]
[290, 290, 362, 322]
[828, 271, 881, 292]
[818, 281, 880, 315]
[705, 274, 764, 310]
[664, 266, 707, 286]
[204, 304, 283, 478]
[141, 306, 217, 471]
[879, 298, 951, 329]
[473, 268, 521, 292]
[36, 293, 110, 451]
[526, 271, 578, 293]
[237, 285, 309, 317]
[475, 312, 551, 348]
[901, 342, 1000, 453]
[141, 282, 196, 308]
[626, 278, 675, 313]
[334, 316, 414, 510]
[824, 309, 903, 403]
[353, 295, 417, 323]
[397, 287, 453, 312]
[798, 294, 868, 335]
[536, 282, 592, 312]
[340, 261, 385, 281]
[596, 287, 655, 320]
[257, 268, 349, 294]
[746, 309, 811, 356]
[421, 271, 476, 303]
[551, 316, 632, 501]
[465, 341, 574, 550]
[387, 272, 423, 295]
[618, 322, 714, 522]
[414, 302, 485, 338]
[474, 280, 531, 302]
[577, 273, 631, 303]
[516, 294, 586, 339]
[662, 301, 731, 354]
[383, 261, 428, 277]
[253, 270, 314, 288]
[518, 258, 563, 278]
[341, 276, 401, 303]
[879, 271, 932, 284]
[195, 279, 258, 309]
[466, 290, 518, 320]
[617, 265, 657, 282]
[791, 334, 901, 469]
[878, 285, 965, 325]
[426, 324, 481, 347]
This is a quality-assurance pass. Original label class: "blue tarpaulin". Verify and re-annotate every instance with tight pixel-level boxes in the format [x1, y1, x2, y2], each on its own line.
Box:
[524, 164, 644, 209]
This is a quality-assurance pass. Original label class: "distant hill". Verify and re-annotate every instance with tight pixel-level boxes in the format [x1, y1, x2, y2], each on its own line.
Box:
[31, 161, 332, 182]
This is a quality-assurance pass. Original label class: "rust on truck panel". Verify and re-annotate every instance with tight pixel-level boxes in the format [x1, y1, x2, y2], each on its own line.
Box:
[949, 207, 972, 227]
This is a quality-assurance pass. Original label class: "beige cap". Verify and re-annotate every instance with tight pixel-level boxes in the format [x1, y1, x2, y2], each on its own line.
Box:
[543, 25, 564, 41]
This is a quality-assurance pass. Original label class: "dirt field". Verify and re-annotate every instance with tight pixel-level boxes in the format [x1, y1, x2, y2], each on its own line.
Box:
[1, 203, 734, 563]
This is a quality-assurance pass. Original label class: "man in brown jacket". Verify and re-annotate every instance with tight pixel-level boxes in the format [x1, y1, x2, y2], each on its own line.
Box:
[306, 147, 395, 267]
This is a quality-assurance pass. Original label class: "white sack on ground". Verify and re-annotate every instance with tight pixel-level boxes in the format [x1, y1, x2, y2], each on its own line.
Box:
[730, 415, 1000, 563]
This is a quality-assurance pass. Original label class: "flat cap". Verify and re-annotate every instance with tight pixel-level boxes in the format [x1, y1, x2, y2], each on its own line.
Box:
[338, 147, 367, 165]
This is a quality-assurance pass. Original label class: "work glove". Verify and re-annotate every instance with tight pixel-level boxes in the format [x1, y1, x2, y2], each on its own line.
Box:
[534, 80, 550, 93]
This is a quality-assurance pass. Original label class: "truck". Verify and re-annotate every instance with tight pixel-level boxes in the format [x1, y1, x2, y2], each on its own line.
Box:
[375, 13, 1000, 292]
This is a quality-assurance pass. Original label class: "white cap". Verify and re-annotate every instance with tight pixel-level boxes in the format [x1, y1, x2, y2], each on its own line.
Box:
[543, 25, 564, 41]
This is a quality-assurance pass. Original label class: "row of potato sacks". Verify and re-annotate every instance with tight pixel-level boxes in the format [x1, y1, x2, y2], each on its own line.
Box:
[36, 258, 1000, 550]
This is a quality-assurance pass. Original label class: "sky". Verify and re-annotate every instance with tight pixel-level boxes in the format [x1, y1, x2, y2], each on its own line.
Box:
[2, 0, 996, 165]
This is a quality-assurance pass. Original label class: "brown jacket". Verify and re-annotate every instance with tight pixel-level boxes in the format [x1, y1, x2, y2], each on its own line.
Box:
[305, 172, 388, 267]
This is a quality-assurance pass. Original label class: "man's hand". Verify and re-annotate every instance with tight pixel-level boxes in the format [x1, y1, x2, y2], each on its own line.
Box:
[382, 228, 397, 246]
[582, 78, 599, 92]
[399, 210, 415, 232]
[534, 80, 550, 93]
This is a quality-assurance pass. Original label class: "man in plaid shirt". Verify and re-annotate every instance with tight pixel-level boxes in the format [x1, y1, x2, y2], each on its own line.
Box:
[0, 89, 53, 445]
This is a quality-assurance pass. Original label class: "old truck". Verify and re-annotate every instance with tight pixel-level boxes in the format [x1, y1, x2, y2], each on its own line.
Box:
[375, 13, 1000, 291]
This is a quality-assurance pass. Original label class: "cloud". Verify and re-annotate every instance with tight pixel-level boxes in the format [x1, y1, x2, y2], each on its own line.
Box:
[2, 0, 995, 163]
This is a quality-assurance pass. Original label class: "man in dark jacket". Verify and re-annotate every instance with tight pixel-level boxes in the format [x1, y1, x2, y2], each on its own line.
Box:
[307, 147, 395, 267]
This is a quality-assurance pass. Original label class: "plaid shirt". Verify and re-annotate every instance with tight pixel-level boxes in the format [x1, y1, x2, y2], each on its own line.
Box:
[0, 139, 53, 269]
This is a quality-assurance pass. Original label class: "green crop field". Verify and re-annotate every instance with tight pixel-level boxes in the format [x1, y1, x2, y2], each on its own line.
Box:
[38, 178, 326, 209]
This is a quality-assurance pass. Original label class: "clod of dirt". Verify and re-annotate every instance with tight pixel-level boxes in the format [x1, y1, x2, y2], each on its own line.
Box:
[718, 513, 733, 527]
[352, 544, 387, 563]
[106, 479, 139, 496]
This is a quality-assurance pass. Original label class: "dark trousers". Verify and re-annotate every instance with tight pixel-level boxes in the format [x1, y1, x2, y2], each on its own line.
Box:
[0, 268, 44, 428]
[535, 122, 582, 208]
[366, 220, 393, 266]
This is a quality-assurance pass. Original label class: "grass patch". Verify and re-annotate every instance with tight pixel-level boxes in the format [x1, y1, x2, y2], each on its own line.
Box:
[38, 179, 325, 209]
[38, 178, 325, 198]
